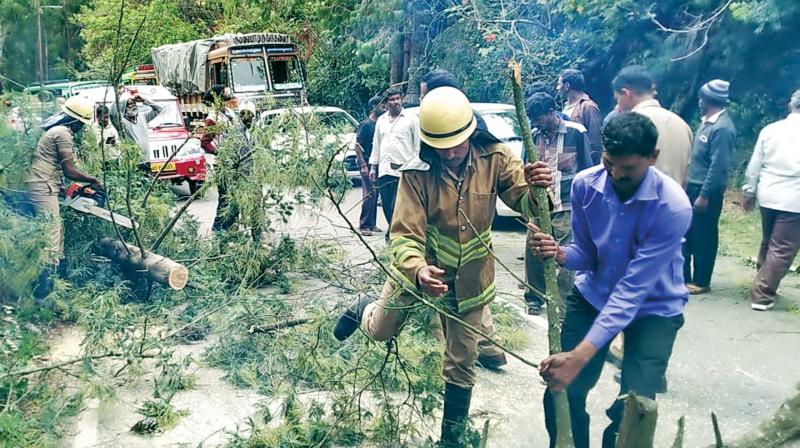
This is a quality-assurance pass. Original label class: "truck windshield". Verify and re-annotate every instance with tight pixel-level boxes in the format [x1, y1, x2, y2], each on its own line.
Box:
[231, 58, 267, 93]
[146, 100, 185, 129]
[268, 56, 303, 91]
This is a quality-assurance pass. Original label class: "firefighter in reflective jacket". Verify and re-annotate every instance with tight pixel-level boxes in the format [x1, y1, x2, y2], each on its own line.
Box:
[334, 87, 552, 446]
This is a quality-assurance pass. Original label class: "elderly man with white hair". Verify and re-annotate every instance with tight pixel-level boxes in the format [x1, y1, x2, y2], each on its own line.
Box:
[742, 89, 800, 311]
[110, 91, 163, 154]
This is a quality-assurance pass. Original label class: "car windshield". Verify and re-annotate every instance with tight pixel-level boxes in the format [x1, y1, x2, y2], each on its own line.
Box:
[231, 58, 268, 93]
[480, 109, 522, 141]
[146, 100, 185, 129]
[268, 56, 304, 91]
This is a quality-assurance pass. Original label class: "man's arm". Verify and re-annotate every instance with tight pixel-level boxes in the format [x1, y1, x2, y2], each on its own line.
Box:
[141, 97, 164, 123]
[389, 173, 428, 291]
[700, 126, 735, 198]
[576, 130, 594, 171]
[742, 128, 766, 198]
[354, 124, 369, 168]
[582, 102, 603, 164]
[560, 180, 596, 271]
[56, 133, 101, 188]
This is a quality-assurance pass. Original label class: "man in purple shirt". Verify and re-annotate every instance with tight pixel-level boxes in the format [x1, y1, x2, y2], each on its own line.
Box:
[530, 112, 692, 448]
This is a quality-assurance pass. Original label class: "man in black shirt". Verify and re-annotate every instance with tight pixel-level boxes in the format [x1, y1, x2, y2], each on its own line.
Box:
[356, 96, 385, 235]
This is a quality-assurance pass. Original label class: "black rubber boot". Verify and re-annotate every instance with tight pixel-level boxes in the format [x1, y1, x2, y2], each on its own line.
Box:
[333, 295, 374, 341]
[439, 383, 472, 447]
[32, 265, 55, 302]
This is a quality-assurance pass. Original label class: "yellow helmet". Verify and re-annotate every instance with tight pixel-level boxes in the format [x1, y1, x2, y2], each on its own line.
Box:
[419, 86, 476, 149]
[61, 96, 93, 124]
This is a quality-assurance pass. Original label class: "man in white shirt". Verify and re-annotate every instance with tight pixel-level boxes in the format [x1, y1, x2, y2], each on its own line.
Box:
[742, 89, 800, 311]
[612, 66, 693, 186]
[369, 87, 420, 240]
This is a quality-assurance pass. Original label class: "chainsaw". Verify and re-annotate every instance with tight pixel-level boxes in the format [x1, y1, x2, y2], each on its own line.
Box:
[61, 183, 137, 229]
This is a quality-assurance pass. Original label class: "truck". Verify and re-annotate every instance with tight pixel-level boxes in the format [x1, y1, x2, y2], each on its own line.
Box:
[150, 32, 306, 122]
[76, 85, 207, 193]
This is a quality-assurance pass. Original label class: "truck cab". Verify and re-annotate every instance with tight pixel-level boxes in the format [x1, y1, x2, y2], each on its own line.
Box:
[152, 33, 306, 122]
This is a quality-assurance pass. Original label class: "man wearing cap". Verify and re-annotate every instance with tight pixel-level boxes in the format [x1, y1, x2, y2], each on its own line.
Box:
[684, 79, 737, 295]
[24, 96, 103, 299]
[741, 90, 800, 311]
[334, 87, 553, 446]
[355, 96, 385, 236]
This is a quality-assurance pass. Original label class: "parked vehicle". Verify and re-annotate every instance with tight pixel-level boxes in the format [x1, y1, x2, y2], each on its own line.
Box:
[405, 103, 525, 218]
[151, 33, 306, 123]
[24, 80, 109, 103]
[76, 85, 207, 192]
[258, 106, 360, 183]
[121, 64, 158, 86]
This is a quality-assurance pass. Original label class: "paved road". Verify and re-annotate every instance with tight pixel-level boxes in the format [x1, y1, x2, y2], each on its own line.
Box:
[175, 183, 800, 446]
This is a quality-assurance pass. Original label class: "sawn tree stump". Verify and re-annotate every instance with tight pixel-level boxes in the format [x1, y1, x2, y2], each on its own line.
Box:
[98, 238, 189, 290]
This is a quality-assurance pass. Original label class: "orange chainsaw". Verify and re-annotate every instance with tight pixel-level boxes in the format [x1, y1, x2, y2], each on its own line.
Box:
[61, 183, 137, 229]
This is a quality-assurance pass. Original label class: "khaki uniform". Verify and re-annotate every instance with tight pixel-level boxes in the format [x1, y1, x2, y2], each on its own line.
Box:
[361, 141, 539, 388]
[24, 126, 74, 262]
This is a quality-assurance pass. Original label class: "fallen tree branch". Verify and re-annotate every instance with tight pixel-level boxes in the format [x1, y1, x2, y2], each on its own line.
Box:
[1, 351, 159, 381]
[248, 317, 312, 334]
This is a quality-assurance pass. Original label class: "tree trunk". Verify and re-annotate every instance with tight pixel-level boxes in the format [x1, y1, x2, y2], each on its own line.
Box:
[97, 238, 189, 290]
[509, 61, 574, 448]
[616, 393, 658, 448]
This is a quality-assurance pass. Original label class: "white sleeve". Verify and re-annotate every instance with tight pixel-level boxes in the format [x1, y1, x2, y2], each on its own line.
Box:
[742, 128, 766, 196]
[369, 120, 381, 166]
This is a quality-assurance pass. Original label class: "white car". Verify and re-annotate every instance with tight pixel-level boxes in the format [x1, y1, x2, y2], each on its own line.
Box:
[258, 106, 361, 183]
[405, 103, 525, 218]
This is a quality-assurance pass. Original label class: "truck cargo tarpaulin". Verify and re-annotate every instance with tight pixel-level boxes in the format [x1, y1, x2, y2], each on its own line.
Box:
[151, 38, 221, 94]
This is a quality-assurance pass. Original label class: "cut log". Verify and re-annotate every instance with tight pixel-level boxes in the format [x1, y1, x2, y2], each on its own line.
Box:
[97, 238, 189, 290]
[616, 393, 658, 448]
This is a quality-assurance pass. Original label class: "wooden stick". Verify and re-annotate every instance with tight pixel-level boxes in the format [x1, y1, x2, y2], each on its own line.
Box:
[508, 60, 574, 448]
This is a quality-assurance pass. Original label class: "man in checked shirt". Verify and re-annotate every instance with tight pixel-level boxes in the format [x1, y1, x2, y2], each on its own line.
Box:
[523, 92, 594, 316]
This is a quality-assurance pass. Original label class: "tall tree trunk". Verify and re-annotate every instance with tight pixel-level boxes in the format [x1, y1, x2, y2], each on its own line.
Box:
[509, 61, 575, 448]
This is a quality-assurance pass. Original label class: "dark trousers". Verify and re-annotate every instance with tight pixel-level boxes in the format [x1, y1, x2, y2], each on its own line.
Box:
[683, 184, 724, 287]
[359, 170, 378, 231]
[543, 289, 683, 448]
[213, 180, 237, 231]
[377, 175, 399, 236]
[752, 207, 800, 302]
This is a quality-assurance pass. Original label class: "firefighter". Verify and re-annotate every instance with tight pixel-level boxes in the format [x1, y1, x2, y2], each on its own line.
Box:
[24, 96, 102, 299]
[334, 87, 552, 446]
